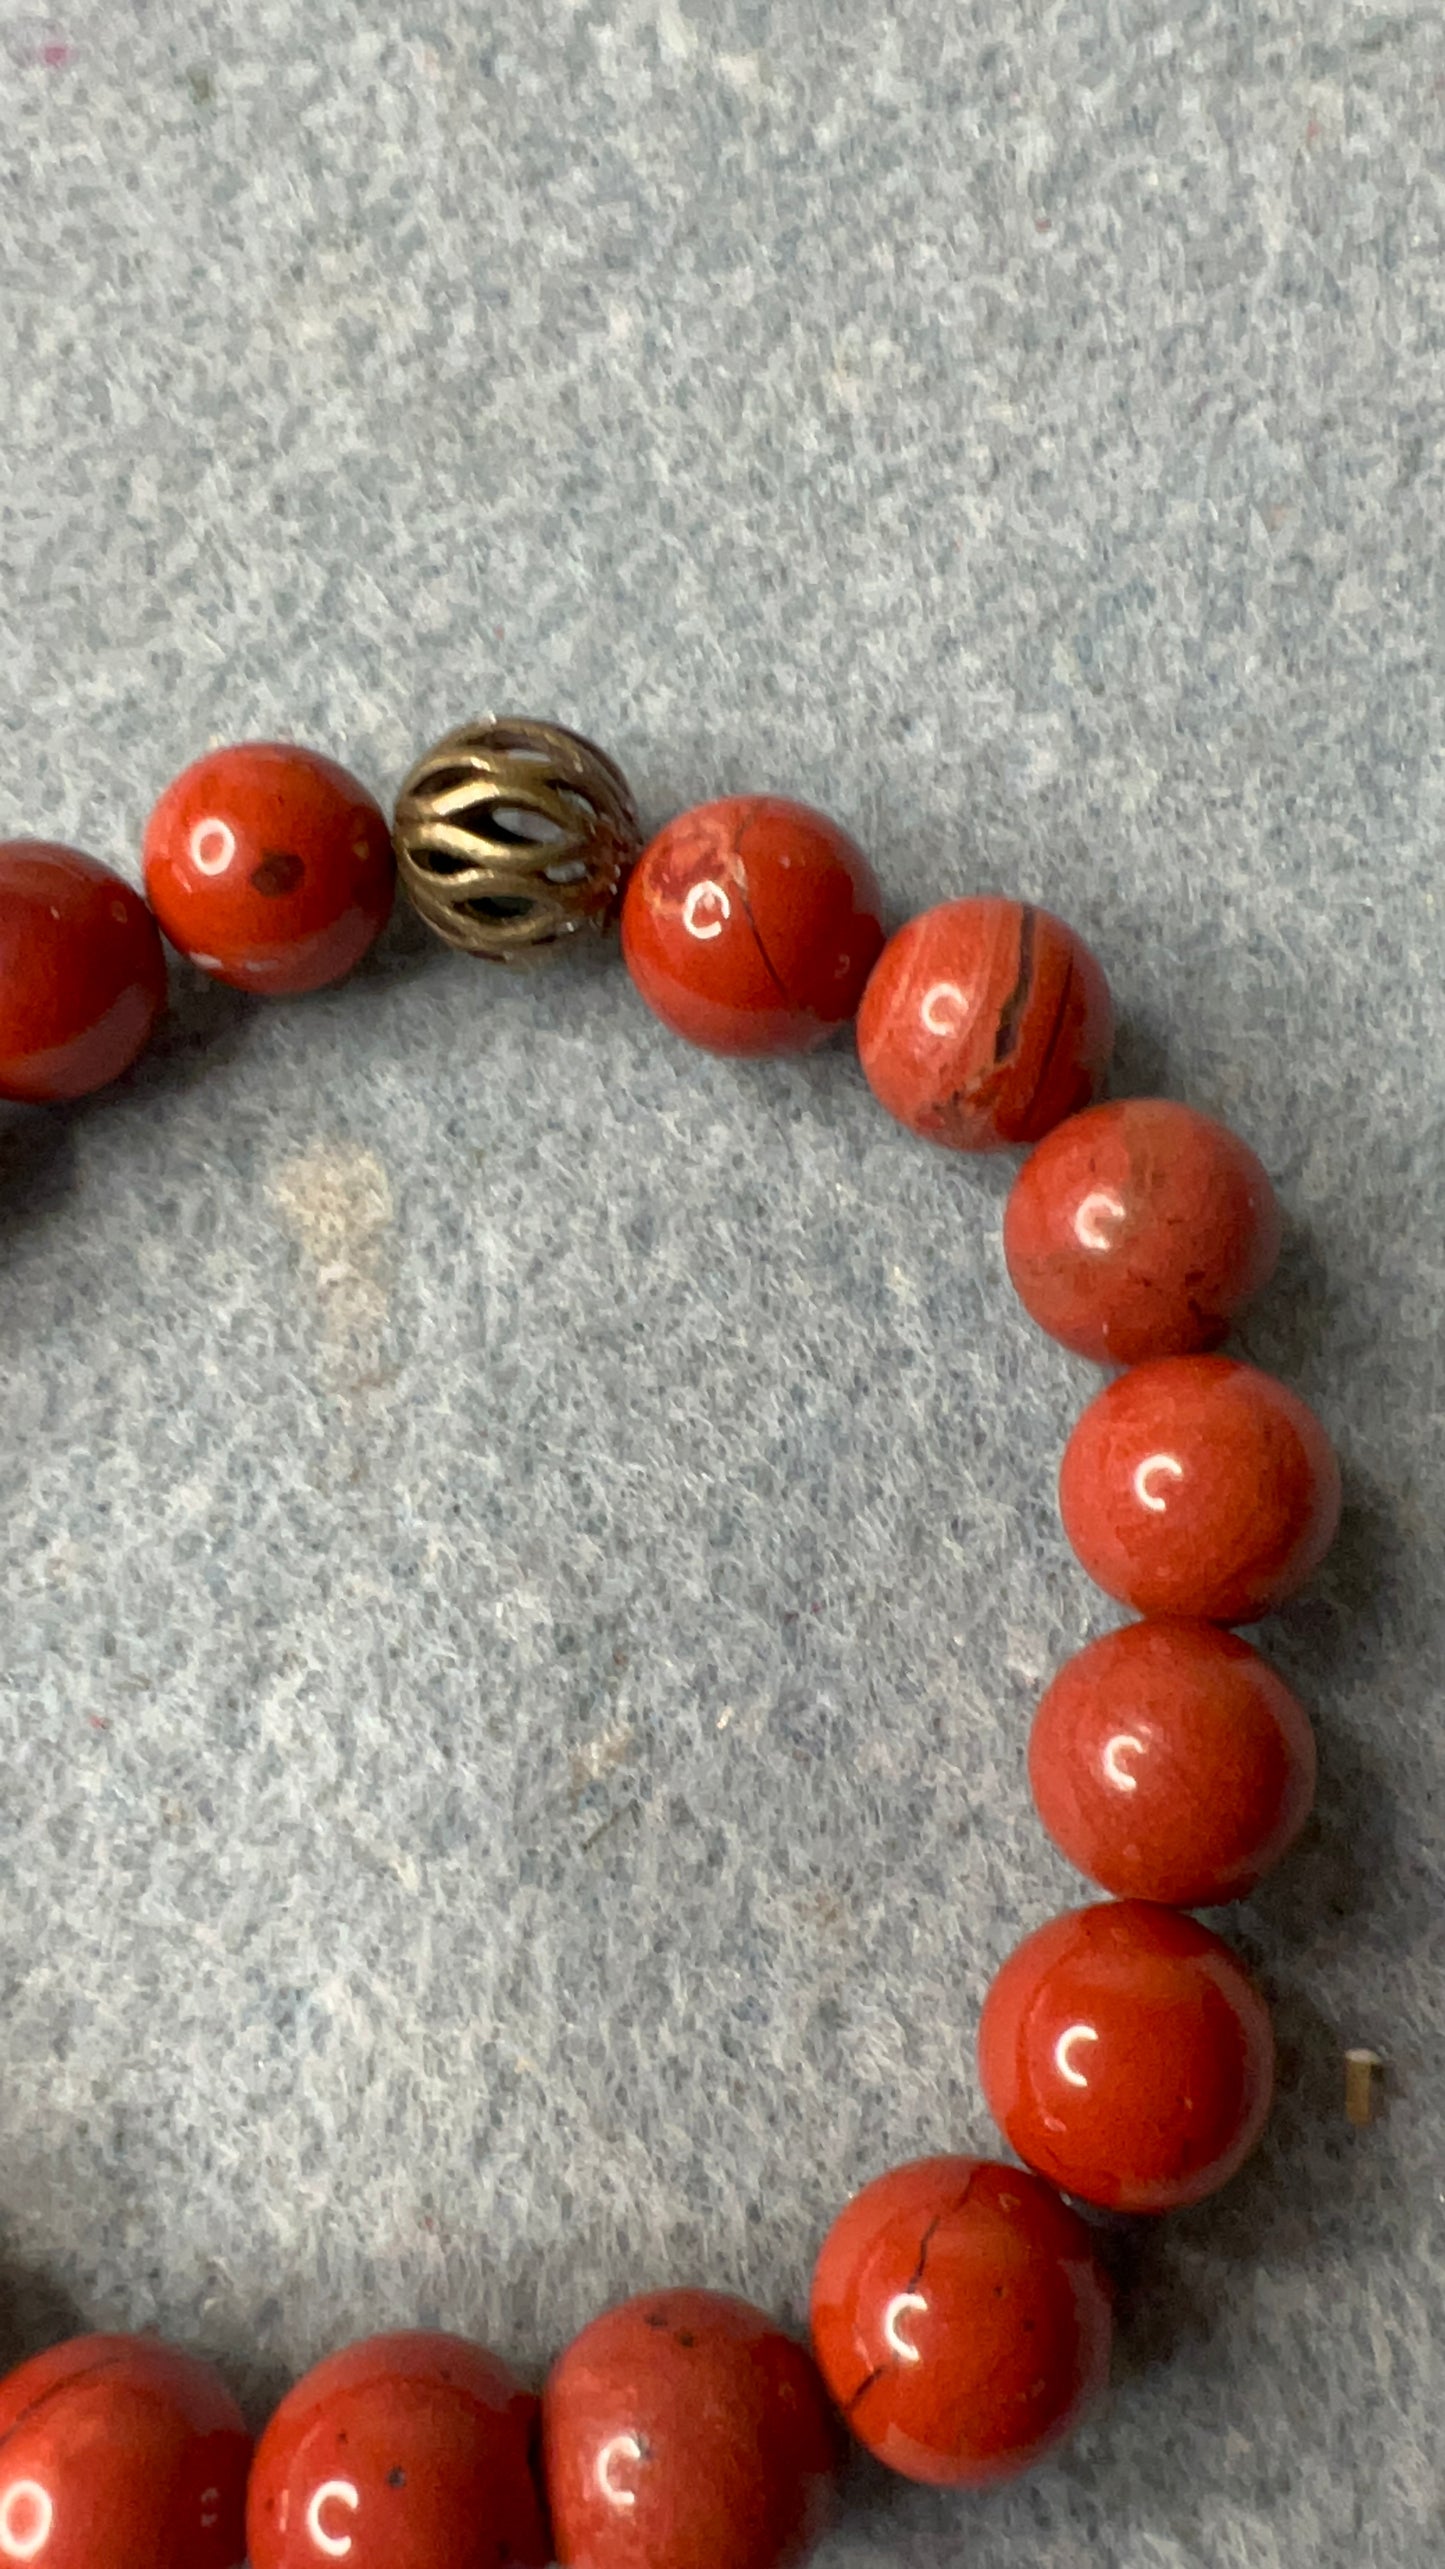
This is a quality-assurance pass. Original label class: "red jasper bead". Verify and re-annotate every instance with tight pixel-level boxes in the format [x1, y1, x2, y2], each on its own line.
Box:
[1029, 1619, 1317, 1904]
[143, 743, 394, 995]
[1004, 1098, 1282, 1363]
[542, 2288, 841, 2569]
[0, 842, 166, 1102]
[620, 796, 884, 1056]
[0, 2332, 249, 2569]
[809, 2156, 1112, 2488]
[978, 1901, 1275, 2213]
[1058, 1354, 1341, 1623]
[247, 2330, 546, 2569]
[856, 896, 1113, 1151]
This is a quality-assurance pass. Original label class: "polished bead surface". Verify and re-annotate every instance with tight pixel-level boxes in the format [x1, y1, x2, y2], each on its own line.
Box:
[0, 841, 166, 1102]
[856, 896, 1113, 1151]
[0, 2332, 250, 2569]
[620, 796, 884, 1056]
[978, 1901, 1275, 2212]
[1058, 1354, 1341, 1623]
[144, 743, 394, 995]
[247, 2330, 546, 2569]
[1003, 1098, 1282, 1363]
[809, 2156, 1112, 2487]
[1029, 1619, 1316, 1904]
[542, 2288, 841, 2569]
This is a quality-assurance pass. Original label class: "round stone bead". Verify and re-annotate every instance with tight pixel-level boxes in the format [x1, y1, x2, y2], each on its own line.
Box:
[542, 2287, 841, 2569]
[978, 1901, 1275, 2213]
[144, 742, 394, 995]
[1003, 1098, 1282, 1363]
[856, 897, 1113, 1151]
[0, 2332, 250, 2569]
[809, 2156, 1113, 2487]
[1029, 1619, 1317, 1905]
[1059, 1354, 1341, 1623]
[0, 842, 167, 1101]
[620, 796, 884, 1056]
[247, 2330, 547, 2569]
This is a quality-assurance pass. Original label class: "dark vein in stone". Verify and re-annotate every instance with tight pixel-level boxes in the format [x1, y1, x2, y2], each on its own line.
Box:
[731, 818, 791, 1007]
[993, 903, 1038, 1063]
[1027, 949, 1079, 1116]
[841, 2178, 980, 2420]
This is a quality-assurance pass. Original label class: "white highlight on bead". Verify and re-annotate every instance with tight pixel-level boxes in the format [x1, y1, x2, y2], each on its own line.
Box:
[1054, 2024, 1098, 2088]
[306, 2480, 360, 2557]
[1073, 1187, 1127, 1251]
[596, 2433, 645, 2509]
[1103, 1733, 1145, 1791]
[882, 2291, 927, 2362]
[190, 817, 237, 875]
[0, 2481, 55, 2561]
[1133, 1453, 1184, 1512]
[682, 880, 729, 940]
[199, 2485, 220, 2529]
[920, 980, 965, 1037]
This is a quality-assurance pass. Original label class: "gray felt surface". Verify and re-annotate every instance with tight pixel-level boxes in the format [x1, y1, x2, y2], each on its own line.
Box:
[2, 2, 1443, 2561]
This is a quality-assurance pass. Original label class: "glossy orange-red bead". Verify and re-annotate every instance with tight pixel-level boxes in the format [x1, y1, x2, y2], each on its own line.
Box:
[978, 1901, 1275, 2213]
[809, 2156, 1112, 2487]
[620, 796, 884, 1056]
[1004, 1098, 1282, 1363]
[1058, 1354, 1341, 1622]
[856, 896, 1113, 1151]
[0, 2332, 250, 2569]
[542, 2288, 841, 2569]
[0, 842, 166, 1101]
[143, 743, 394, 995]
[1029, 1619, 1316, 1904]
[246, 2330, 546, 2569]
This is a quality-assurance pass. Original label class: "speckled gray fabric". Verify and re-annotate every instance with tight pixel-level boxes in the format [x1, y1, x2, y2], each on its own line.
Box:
[1, 2, 1443, 2561]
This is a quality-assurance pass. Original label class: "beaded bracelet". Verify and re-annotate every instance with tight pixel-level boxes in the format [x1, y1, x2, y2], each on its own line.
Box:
[0, 719, 1340, 2569]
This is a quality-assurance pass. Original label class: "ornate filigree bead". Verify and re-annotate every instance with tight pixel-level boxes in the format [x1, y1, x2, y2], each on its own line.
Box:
[393, 717, 641, 962]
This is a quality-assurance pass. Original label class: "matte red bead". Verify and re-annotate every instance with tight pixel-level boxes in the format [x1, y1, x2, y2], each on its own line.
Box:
[143, 743, 394, 995]
[856, 896, 1113, 1151]
[0, 842, 166, 1101]
[1058, 1354, 1341, 1623]
[1004, 1098, 1282, 1363]
[978, 1901, 1275, 2213]
[1029, 1619, 1317, 1904]
[809, 2156, 1112, 2487]
[247, 2330, 546, 2569]
[0, 2332, 250, 2569]
[542, 2288, 841, 2569]
[620, 796, 884, 1056]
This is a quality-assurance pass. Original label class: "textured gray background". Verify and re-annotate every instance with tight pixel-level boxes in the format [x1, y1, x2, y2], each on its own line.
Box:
[1, 2, 1443, 2562]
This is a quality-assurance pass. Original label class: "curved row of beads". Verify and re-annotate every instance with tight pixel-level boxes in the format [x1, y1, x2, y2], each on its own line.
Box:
[0, 721, 1341, 2565]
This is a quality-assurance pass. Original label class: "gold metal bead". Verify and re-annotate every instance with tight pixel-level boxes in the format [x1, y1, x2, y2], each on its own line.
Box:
[393, 717, 642, 963]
